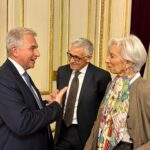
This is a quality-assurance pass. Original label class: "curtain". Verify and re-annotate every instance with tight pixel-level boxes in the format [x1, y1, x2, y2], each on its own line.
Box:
[130, 0, 150, 76]
[143, 45, 150, 80]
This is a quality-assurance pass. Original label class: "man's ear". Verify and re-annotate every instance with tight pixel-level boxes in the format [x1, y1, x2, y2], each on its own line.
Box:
[86, 56, 92, 62]
[11, 47, 18, 57]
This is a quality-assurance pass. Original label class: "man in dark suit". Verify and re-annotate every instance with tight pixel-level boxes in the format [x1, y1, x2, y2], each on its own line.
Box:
[0, 27, 67, 150]
[54, 38, 111, 150]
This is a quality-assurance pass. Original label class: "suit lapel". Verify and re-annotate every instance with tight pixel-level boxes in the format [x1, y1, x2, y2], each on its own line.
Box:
[63, 72, 72, 88]
[5, 59, 42, 108]
[61, 67, 72, 108]
[78, 63, 93, 105]
[5, 59, 26, 86]
[27, 74, 44, 105]
[60, 64, 93, 107]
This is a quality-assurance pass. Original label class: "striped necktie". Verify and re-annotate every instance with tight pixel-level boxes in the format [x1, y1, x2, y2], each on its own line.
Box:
[23, 72, 43, 109]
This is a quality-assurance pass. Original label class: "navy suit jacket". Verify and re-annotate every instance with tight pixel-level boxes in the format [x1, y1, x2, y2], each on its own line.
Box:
[0, 59, 61, 150]
[54, 63, 111, 146]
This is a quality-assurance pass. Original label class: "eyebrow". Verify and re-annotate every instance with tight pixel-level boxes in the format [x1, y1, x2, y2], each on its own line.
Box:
[69, 53, 81, 58]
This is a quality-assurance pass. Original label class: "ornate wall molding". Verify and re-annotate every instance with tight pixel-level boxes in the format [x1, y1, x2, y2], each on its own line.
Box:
[19, 0, 24, 27]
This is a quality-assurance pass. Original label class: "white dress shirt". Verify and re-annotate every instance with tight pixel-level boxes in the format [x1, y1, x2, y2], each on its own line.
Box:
[63, 64, 88, 124]
[8, 58, 40, 102]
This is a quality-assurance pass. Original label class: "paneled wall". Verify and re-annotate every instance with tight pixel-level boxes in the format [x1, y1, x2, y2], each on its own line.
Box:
[0, 0, 132, 98]
[0, 0, 7, 64]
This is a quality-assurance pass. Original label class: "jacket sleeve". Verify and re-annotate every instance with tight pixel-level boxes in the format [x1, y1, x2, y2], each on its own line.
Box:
[0, 80, 61, 136]
[135, 141, 150, 150]
[84, 110, 101, 150]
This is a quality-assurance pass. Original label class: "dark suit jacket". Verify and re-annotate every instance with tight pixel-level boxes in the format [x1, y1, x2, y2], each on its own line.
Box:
[0, 59, 61, 150]
[54, 63, 111, 146]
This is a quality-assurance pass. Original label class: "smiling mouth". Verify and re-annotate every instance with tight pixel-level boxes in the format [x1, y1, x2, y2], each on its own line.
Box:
[30, 59, 36, 64]
[32, 58, 37, 61]
[107, 66, 112, 70]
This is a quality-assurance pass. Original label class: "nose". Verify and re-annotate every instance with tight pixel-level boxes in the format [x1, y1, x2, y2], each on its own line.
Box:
[69, 57, 75, 62]
[34, 49, 40, 57]
[105, 56, 110, 63]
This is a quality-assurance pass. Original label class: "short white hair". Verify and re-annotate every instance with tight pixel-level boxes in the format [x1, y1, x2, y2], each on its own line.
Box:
[71, 37, 93, 56]
[6, 27, 37, 57]
[109, 35, 147, 72]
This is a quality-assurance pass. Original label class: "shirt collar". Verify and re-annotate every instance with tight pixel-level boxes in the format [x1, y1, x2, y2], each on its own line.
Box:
[73, 64, 88, 75]
[8, 58, 25, 76]
[130, 72, 141, 84]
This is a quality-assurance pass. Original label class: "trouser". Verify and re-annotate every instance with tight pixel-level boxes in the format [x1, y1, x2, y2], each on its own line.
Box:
[55, 122, 83, 150]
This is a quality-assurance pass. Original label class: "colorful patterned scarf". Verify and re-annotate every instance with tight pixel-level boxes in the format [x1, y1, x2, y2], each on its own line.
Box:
[97, 76, 131, 150]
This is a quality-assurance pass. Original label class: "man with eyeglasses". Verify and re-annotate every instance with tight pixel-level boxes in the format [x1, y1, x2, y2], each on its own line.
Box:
[54, 38, 111, 150]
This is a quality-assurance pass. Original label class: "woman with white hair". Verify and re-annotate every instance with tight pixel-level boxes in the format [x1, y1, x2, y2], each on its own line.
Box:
[84, 35, 150, 150]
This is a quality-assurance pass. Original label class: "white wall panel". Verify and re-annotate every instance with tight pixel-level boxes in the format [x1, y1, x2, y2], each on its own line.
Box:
[24, 0, 50, 93]
[0, 0, 7, 64]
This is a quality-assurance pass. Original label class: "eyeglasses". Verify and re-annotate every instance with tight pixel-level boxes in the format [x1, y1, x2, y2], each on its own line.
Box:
[67, 52, 89, 62]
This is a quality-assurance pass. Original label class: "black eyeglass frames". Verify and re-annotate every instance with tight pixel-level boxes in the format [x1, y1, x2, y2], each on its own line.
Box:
[67, 52, 90, 62]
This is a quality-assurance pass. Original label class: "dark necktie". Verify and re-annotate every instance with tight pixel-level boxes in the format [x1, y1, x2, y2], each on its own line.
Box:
[23, 72, 43, 109]
[64, 71, 80, 127]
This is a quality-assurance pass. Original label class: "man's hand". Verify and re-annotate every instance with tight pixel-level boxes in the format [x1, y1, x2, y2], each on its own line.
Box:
[55, 87, 68, 105]
[46, 87, 68, 106]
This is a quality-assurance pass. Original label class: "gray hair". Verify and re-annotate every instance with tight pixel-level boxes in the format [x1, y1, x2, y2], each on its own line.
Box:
[71, 37, 93, 56]
[6, 27, 37, 56]
[108, 35, 147, 72]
